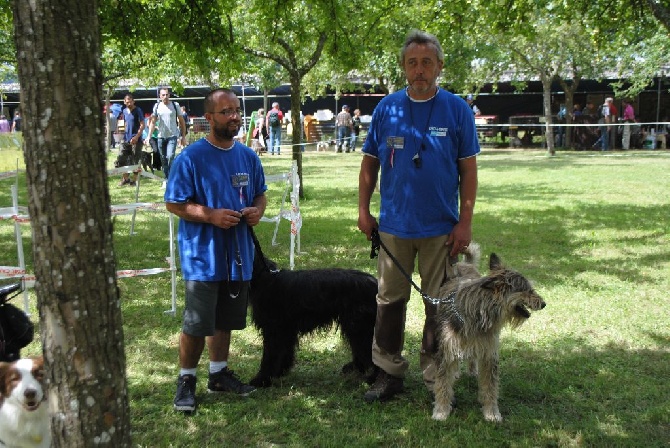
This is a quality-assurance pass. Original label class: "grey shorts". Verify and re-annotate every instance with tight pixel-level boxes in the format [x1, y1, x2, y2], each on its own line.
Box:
[182, 280, 249, 337]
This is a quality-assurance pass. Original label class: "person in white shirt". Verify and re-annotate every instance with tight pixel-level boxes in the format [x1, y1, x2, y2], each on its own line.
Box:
[146, 88, 187, 185]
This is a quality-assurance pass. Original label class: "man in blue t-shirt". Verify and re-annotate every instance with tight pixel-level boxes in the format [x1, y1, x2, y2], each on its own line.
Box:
[165, 88, 267, 413]
[119, 94, 145, 186]
[358, 30, 480, 403]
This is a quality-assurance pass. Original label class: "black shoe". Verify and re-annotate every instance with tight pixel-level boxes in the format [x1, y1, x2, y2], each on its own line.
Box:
[207, 367, 256, 396]
[174, 374, 197, 412]
[364, 370, 404, 403]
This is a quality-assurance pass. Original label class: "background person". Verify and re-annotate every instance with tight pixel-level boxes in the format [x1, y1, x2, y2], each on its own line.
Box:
[358, 30, 479, 404]
[143, 116, 161, 171]
[166, 88, 267, 413]
[0, 115, 9, 133]
[466, 94, 481, 116]
[335, 104, 353, 153]
[621, 99, 635, 150]
[593, 98, 611, 151]
[180, 105, 190, 138]
[11, 111, 21, 133]
[146, 88, 187, 187]
[120, 93, 145, 186]
[266, 102, 284, 155]
[350, 108, 362, 151]
[608, 97, 619, 149]
[107, 106, 119, 149]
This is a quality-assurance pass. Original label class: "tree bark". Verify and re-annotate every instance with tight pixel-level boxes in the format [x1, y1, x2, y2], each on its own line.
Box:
[11, 0, 132, 446]
[541, 75, 556, 156]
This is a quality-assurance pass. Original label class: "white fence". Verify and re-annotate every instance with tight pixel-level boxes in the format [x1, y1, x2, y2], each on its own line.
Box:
[0, 160, 302, 315]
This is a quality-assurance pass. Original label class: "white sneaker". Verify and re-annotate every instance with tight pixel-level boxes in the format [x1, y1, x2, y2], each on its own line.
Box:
[161, 181, 167, 189]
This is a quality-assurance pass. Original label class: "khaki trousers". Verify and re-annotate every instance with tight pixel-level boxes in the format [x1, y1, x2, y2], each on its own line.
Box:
[372, 232, 450, 392]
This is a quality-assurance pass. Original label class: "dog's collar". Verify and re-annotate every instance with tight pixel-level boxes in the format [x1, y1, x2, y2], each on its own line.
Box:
[422, 290, 457, 306]
[424, 291, 464, 326]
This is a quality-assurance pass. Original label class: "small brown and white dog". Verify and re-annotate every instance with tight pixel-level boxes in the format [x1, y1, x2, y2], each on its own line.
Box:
[0, 356, 50, 448]
[432, 250, 545, 423]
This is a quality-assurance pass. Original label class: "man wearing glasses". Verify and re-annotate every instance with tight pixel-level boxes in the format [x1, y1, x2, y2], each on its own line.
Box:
[146, 87, 188, 187]
[166, 88, 267, 413]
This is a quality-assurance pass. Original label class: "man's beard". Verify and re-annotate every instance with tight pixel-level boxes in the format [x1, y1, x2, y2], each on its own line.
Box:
[212, 122, 239, 140]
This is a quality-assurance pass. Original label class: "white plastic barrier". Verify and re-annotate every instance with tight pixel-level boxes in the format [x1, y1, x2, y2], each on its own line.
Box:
[0, 165, 179, 316]
[260, 160, 302, 270]
[1, 160, 302, 316]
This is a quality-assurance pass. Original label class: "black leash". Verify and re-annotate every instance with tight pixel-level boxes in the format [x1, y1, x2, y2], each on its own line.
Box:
[370, 229, 458, 307]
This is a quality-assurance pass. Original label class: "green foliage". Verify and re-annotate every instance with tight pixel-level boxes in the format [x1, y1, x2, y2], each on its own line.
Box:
[4, 148, 669, 446]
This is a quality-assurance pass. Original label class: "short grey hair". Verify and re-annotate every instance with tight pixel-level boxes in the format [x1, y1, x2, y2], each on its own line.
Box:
[399, 30, 444, 66]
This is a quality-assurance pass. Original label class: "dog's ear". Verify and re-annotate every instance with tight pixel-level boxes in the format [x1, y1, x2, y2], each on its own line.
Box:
[489, 253, 502, 270]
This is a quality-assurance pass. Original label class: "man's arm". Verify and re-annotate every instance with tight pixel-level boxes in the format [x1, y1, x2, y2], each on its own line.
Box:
[357, 155, 380, 240]
[447, 156, 478, 256]
[166, 201, 243, 229]
[177, 113, 187, 145]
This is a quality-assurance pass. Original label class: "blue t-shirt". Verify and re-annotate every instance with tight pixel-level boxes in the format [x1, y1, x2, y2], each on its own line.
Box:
[165, 138, 267, 281]
[123, 106, 144, 141]
[362, 88, 480, 238]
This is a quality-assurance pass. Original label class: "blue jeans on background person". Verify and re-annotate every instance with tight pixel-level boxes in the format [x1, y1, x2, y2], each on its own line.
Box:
[158, 136, 178, 179]
[337, 126, 349, 152]
[599, 125, 609, 151]
[593, 124, 609, 151]
[269, 126, 281, 155]
[350, 132, 359, 152]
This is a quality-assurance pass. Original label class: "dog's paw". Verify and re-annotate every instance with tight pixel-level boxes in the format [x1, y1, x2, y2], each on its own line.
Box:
[483, 408, 503, 423]
[340, 361, 358, 374]
[431, 403, 452, 421]
[249, 376, 272, 388]
[431, 409, 451, 421]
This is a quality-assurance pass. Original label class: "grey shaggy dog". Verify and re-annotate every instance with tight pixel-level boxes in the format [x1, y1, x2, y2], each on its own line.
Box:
[432, 248, 546, 422]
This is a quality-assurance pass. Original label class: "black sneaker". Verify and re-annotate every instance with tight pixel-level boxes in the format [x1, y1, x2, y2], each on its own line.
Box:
[174, 374, 197, 412]
[207, 367, 256, 396]
[364, 370, 404, 403]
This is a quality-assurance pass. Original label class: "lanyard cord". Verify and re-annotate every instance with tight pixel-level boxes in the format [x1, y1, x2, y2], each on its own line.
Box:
[407, 87, 438, 166]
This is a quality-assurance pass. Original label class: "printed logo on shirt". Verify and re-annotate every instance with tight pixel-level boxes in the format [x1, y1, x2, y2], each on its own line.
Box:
[429, 126, 448, 137]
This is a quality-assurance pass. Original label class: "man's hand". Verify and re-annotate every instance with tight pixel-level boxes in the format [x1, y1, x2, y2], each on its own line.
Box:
[240, 207, 262, 226]
[208, 208, 243, 229]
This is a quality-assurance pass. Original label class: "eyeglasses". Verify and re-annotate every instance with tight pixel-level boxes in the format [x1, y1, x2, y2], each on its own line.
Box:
[213, 108, 243, 117]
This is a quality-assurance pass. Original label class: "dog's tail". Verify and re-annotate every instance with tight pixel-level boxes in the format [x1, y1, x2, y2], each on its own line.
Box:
[463, 242, 481, 267]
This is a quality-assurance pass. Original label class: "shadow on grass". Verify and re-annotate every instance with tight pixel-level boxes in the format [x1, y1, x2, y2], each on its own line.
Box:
[124, 321, 669, 447]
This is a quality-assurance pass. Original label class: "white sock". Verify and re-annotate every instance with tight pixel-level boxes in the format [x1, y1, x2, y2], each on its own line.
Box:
[209, 361, 228, 374]
[179, 368, 197, 377]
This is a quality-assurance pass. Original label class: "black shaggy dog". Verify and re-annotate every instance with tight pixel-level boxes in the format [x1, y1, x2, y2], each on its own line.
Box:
[249, 242, 378, 387]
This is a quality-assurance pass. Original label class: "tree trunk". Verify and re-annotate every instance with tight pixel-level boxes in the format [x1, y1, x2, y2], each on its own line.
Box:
[11, 0, 132, 446]
[560, 76, 581, 150]
[541, 75, 556, 156]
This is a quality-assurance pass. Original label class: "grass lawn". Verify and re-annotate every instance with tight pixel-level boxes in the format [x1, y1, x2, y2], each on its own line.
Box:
[1, 142, 669, 447]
